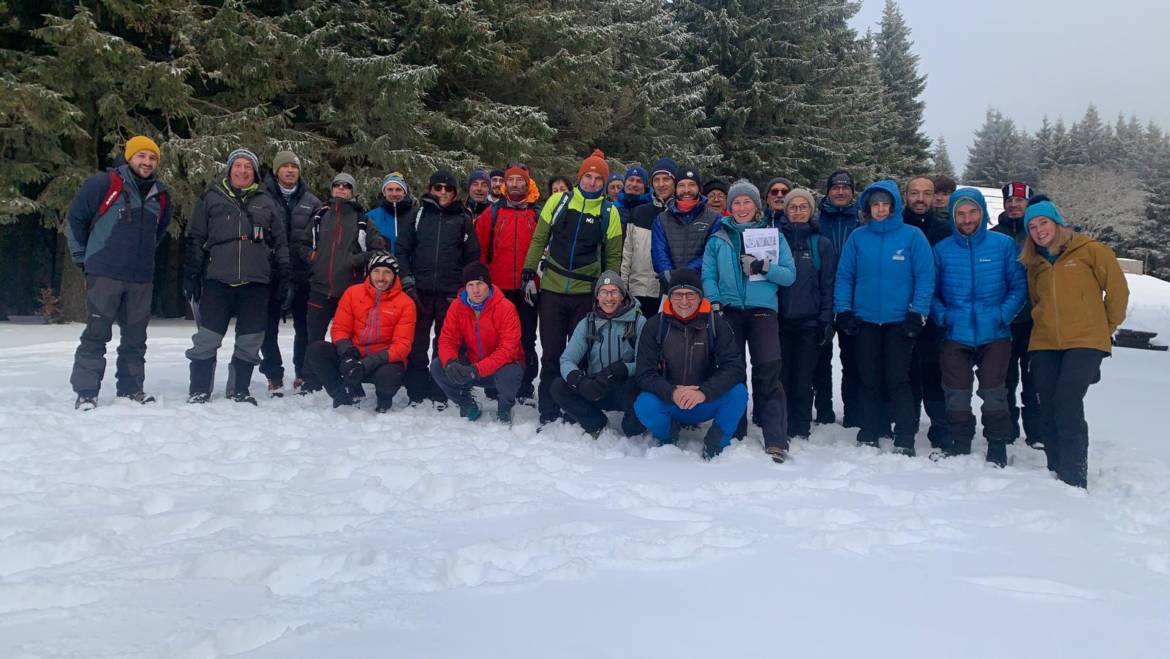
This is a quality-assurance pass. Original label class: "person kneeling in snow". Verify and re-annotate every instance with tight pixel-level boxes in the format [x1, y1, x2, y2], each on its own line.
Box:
[634, 268, 748, 460]
[304, 253, 415, 411]
[551, 272, 647, 438]
[429, 262, 526, 423]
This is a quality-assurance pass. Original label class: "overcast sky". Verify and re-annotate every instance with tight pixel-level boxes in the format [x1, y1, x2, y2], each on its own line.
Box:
[850, 0, 1170, 171]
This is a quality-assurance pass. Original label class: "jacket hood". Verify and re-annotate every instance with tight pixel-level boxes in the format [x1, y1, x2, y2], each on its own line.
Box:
[718, 214, 769, 234]
[858, 180, 905, 234]
[661, 297, 712, 322]
[819, 195, 857, 217]
[947, 187, 990, 245]
[457, 283, 504, 310]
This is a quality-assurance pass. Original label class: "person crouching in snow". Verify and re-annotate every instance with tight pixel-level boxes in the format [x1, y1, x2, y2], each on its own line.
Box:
[304, 252, 415, 411]
[701, 179, 797, 462]
[551, 271, 647, 438]
[430, 262, 526, 423]
[634, 268, 748, 460]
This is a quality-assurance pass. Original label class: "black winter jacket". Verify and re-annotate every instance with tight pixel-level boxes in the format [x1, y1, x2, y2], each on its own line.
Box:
[635, 300, 745, 403]
[185, 181, 290, 287]
[397, 194, 481, 294]
[264, 175, 321, 282]
[296, 197, 385, 298]
[779, 221, 837, 326]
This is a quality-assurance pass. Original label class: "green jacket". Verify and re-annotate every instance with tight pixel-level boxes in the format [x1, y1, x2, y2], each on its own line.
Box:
[523, 189, 623, 295]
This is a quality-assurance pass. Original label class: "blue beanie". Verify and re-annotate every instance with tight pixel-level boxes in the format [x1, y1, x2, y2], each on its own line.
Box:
[607, 172, 625, 185]
[624, 165, 650, 183]
[650, 157, 679, 180]
[1024, 200, 1065, 227]
[381, 172, 409, 196]
[467, 169, 489, 188]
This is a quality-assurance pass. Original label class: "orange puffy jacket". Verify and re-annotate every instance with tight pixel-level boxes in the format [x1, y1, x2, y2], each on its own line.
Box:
[438, 285, 525, 377]
[330, 277, 416, 364]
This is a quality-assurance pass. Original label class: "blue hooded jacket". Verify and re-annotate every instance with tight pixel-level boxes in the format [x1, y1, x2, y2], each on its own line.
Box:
[701, 215, 796, 311]
[930, 188, 1027, 347]
[833, 180, 935, 324]
[818, 196, 859, 255]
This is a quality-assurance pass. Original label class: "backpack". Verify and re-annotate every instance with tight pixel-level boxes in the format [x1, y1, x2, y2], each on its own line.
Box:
[95, 170, 168, 223]
[542, 191, 613, 283]
[809, 233, 821, 272]
[580, 308, 641, 370]
[654, 310, 717, 368]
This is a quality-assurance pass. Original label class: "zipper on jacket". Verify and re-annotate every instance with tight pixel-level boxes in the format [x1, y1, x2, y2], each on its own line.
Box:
[432, 217, 443, 291]
[967, 236, 978, 345]
[1050, 260, 1062, 347]
[565, 211, 585, 293]
[329, 201, 342, 294]
[237, 195, 244, 284]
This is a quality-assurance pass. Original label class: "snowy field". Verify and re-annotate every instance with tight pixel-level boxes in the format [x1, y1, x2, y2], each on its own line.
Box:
[2, 274, 1169, 659]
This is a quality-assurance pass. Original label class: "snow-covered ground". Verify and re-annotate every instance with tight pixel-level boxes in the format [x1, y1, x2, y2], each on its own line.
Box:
[3, 276, 1170, 658]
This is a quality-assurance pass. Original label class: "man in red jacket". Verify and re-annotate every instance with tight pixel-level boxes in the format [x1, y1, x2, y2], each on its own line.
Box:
[305, 253, 416, 411]
[476, 162, 540, 399]
[430, 262, 525, 423]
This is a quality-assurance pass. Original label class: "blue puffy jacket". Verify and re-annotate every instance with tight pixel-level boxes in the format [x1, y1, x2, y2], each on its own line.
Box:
[560, 301, 646, 379]
[930, 188, 1027, 347]
[701, 216, 796, 311]
[833, 180, 935, 324]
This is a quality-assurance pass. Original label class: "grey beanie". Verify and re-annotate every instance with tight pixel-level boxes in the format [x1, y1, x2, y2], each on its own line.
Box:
[331, 172, 357, 191]
[226, 148, 260, 177]
[783, 188, 816, 211]
[594, 270, 629, 298]
[272, 150, 301, 171]
[727, 178, 762, 212]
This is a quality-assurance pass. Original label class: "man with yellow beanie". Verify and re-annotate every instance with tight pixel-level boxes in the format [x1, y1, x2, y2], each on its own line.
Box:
[521, 148, 624, 425]
[66, 135, 171, 411]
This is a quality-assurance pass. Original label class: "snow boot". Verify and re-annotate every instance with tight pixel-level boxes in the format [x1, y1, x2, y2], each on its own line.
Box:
[187, 392, 210, 404]
[460, 400, 482, 421]
[702, 424, 727, 461]
[496, 406, 512, 425]
[230, 392, 258, 406]
[267, 379, 284, 398]
[892, 445, 916, 458]
[117, 391, 156, 404]
[75, 394, 98, 411]
[766, 446, 789, 464]
[986, 439, 1008, 468]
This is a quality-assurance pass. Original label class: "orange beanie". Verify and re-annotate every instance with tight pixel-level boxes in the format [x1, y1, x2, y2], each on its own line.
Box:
[576, 149, 609, 181]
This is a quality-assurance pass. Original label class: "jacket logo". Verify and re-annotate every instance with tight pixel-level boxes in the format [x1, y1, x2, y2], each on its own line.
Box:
[892, 248, 906, 262]
[978, 258, 993, 263]
[585, 217, 596, 224]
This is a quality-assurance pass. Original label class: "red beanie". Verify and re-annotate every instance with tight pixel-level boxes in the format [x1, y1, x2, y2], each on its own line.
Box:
[577, 149, 609, 181]
[505, 163, 529, 182]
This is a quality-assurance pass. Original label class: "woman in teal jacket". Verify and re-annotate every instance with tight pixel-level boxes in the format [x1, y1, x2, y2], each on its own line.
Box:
[701, 179, 797, 461]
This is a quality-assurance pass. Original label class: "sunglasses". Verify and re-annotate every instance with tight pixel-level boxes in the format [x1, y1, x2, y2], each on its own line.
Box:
[332, 182, 353, 190]
[431, 184, 454, 192]
[769, 188, 789, 197]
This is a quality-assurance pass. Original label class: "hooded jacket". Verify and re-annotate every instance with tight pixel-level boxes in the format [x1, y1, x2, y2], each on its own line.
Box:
[366, 196, 415, 254]
[297, 197, 385, 298]
[66, 164, 172, 283]
[930, 189, 1028, 348]
[475, 200, 538, 291]
[185, 179, 290, 287]
[1020, 231, 1129, 353]
[833, 180, 935, 324]
[701, 215, 796, 312]
[651, 197, 721, 275]
[331, 276, 416, 366]
[635, 297, 745, 403]
[818, 196, 859, 255]
[522, 188, 624, 295]
[621, 194, 660, 298]
[559, 299, 646, 379]
[779, 219, 837, 326]
[396, 194, 480, 294]
[438, 284, 525, 376]
[264, 175, 321, 282]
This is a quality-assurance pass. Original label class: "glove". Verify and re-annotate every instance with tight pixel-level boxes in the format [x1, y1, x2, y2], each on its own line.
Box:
[400, 275, 416, 294]
[576, 375, 608, 402]
[657, 270, 671, 292]
[279, 280, 295, 316]
[819, 323, 835, 346]
[521, 269, 539, 306]
[740, 254, 767, 276]
[340, 355, 364, 388]
[359, 354, 384, 374]
[837, 310, 860, 336]
[444, 361, 477, 386]
[903, 311, 926, 339]
[599, 362, 629, 384]
[183, 274, 202, 304]
[566, 369, 586, 390]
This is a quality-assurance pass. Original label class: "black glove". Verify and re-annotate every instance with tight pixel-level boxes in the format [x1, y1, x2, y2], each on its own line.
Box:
[837, 310, 860, 336]
[183, 274, 202, 304]
[749, 259, 767, 275]
[600, 362, 629, 384]
[819, 323, 835, 346]
[279, 280, 295, 316]
[400, 275, 416, 294]
[566, 369, 586, 390]
[576, 375, 608, 402]
[360, 354, 384, 374]
[903, 312, 926, 339]
[520, 269, 537, 288]
[445, 361, 477, 386]
[340, 355, 364, 388]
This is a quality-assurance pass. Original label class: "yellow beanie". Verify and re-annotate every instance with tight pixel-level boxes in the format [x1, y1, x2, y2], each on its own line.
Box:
[124, 135, 161, 161]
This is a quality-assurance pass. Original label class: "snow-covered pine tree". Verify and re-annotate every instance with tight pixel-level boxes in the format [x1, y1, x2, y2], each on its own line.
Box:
[874, 0, 931, 178]
[931, 135, 956, 178]
[964, 109, 1031, 187]
[1066, 104, 1115, 168]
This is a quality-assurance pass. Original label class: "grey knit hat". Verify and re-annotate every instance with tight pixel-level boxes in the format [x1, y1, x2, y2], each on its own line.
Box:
[783, 188, 816, 211]
[331, 172, 357, 191]
[593, 270, 629, 299]
[727, 178, 762, 212]
[226, 148, 260, 178]
[272, 150, 301, 171]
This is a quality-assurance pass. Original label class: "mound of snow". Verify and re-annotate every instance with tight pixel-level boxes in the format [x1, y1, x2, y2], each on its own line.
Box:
[1123, 273, 1170, 342]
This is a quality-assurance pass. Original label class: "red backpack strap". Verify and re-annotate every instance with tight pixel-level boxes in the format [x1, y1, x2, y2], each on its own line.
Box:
[157, 190, 168, 219]
[95, 170, 124, 219]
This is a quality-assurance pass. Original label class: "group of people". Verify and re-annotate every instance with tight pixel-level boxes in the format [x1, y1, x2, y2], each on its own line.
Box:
[64, 137, 1131, 488]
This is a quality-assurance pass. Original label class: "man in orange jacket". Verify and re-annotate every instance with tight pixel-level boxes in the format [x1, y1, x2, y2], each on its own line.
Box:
[305, 252, 416, 411]
[430, 262, 525, 423]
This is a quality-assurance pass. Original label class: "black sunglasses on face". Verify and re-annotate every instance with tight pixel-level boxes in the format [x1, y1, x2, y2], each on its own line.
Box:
[431, 184, 454, 192]
[332, 182, 353, 189]
[769, 188, 789, 197]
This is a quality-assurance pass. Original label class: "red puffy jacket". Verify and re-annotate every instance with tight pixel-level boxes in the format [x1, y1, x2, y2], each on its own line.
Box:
[438, 285, 525, 377]
[475, 202, 538, 290]
[330, 277, 416, 364]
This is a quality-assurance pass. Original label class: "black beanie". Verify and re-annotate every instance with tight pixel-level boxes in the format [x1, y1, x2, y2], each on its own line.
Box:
[462, 261, 491, 287]
[666, 268, 703, 296]
[826, 170, 855, 194]
[677, 166, 701, 189]
[429, 170, 458, 190]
